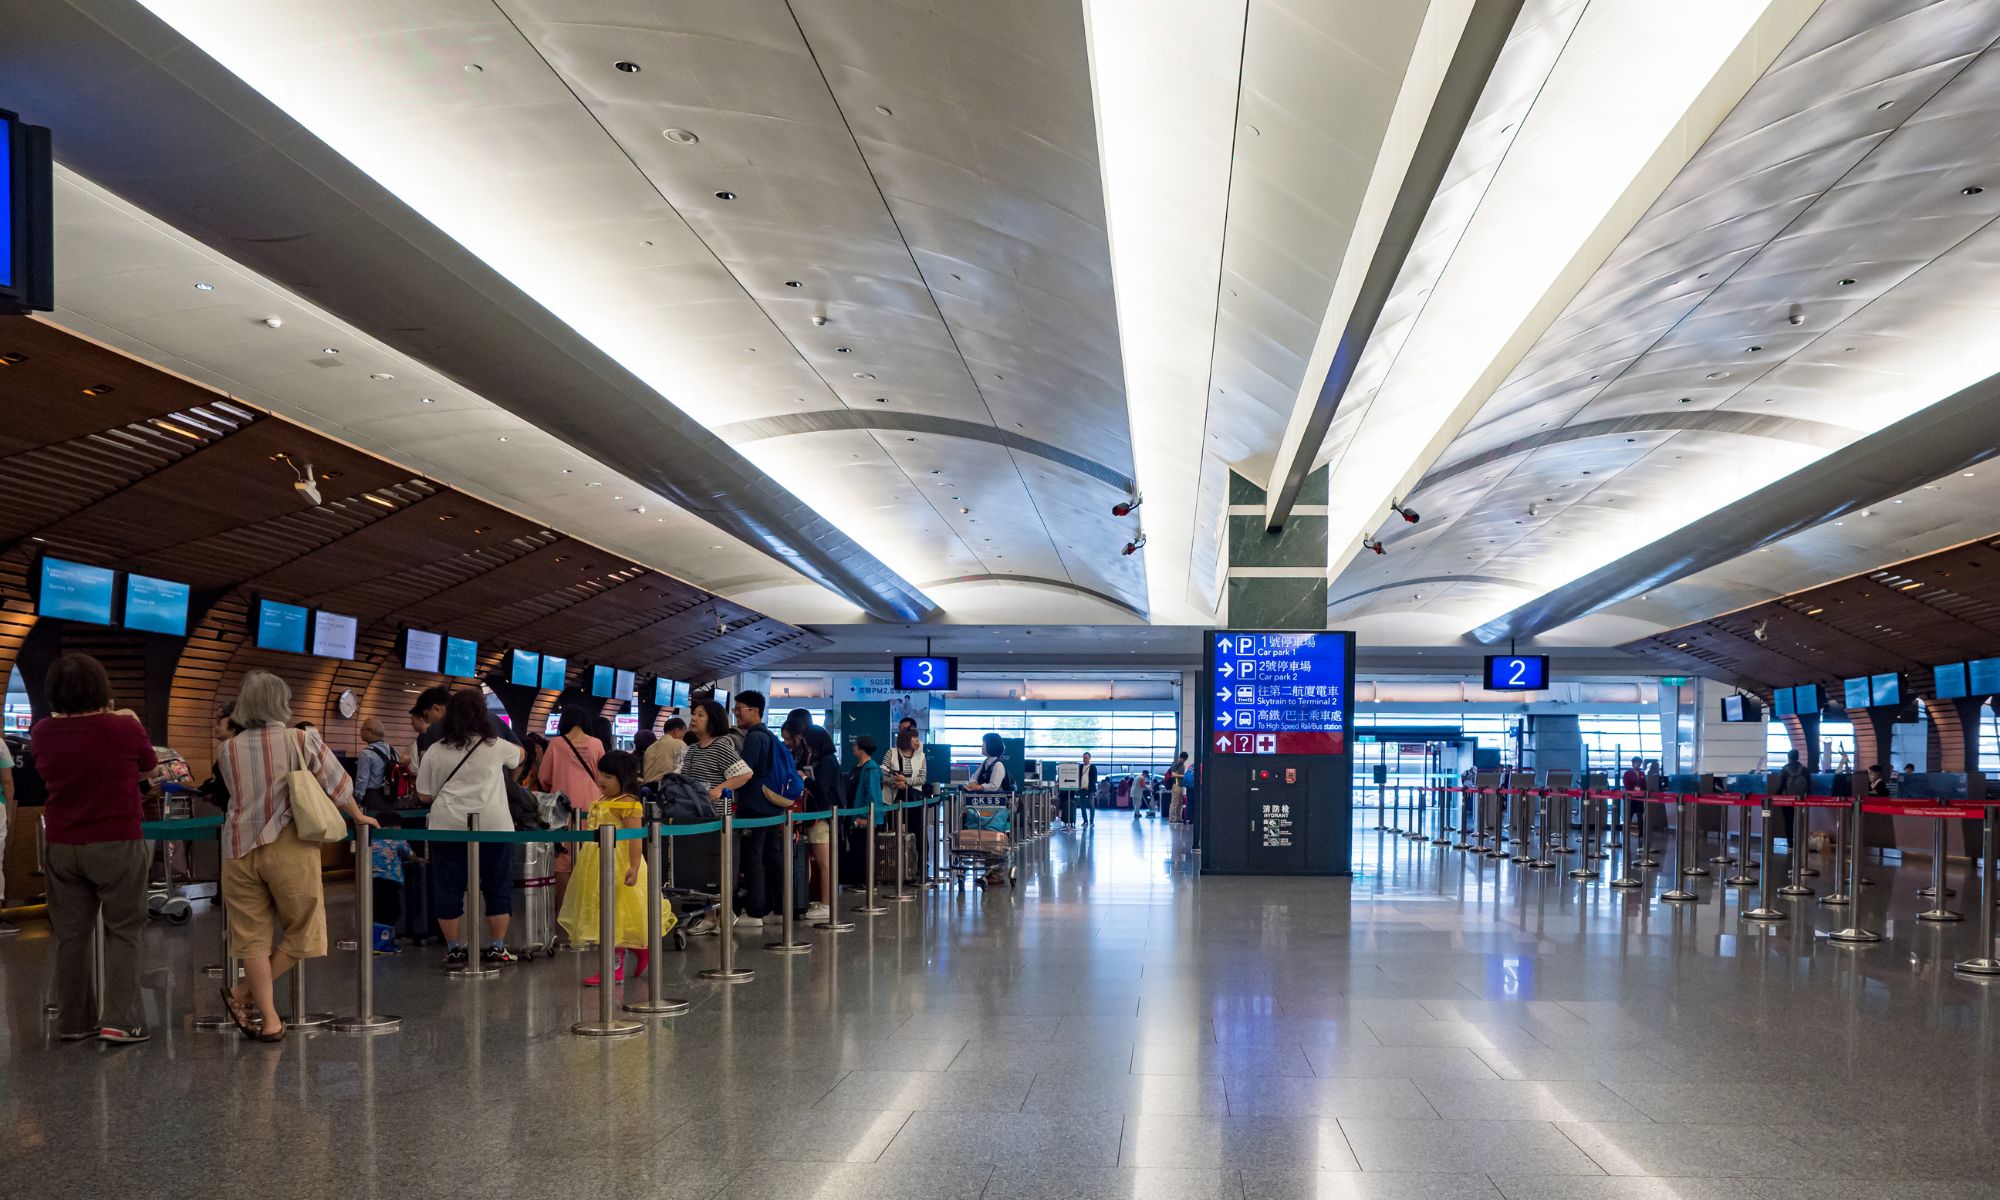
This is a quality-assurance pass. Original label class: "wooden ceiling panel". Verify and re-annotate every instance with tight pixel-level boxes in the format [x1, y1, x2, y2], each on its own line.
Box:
[0, 316, 193, 454]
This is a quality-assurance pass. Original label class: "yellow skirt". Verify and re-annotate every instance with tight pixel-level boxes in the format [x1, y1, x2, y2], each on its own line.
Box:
[558, 842, 674, 949]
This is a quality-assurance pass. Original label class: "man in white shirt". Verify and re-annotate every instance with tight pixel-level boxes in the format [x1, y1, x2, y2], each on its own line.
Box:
[642, 716, 688, 784]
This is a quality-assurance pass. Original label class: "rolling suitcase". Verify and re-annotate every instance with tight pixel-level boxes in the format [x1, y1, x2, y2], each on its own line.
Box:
[510, 840, 559, 960]
[396, 850, 440, 946]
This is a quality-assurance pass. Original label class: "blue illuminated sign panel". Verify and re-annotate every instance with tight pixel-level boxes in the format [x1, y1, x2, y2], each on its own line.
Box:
[894, 656, 958, 691]
[1484, 655, 1550, 691]
[443, 637, 478, 679]
[1207, 632, 1351, 755]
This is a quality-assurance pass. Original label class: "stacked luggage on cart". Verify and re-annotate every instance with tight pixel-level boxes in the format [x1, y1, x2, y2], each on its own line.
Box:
[952, 799, 1015, 888]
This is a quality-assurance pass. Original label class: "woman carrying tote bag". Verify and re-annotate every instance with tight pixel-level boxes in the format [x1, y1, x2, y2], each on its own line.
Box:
[217, 671, 376, 1042]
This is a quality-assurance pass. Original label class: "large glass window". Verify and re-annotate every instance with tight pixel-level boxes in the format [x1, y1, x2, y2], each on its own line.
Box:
[1765, 720, 1856, 770]
[929, 706, 1179, 775]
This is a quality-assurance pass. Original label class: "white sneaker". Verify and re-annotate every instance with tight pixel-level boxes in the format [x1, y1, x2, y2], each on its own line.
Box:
[763, 912, 785, 925]
[687, 916, 719, 936]
[732, 912, 762, 928]
[803, 903, 830, 922]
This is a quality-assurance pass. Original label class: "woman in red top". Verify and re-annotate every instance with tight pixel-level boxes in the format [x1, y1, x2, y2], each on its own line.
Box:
[31, 653, 158, 1044]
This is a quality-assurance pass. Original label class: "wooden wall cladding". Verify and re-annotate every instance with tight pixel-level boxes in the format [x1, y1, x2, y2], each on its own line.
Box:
[0, 319, 823, 752]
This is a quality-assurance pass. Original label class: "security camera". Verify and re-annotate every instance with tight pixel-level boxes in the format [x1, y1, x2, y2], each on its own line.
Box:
[811, 315, 828, 327]
[1362, 536, 1386, 556]
[294, 478, 322, 506]
[1121, 532, 1148, 555]
[1390, 498, 1420, 524]
[261, 316, 284, 329]
[1112, 493, 1143, 518]
[1752, 618, 1769, 643]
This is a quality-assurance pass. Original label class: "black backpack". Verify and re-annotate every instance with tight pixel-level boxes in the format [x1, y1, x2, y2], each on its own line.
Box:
[644, 772, 715, 822]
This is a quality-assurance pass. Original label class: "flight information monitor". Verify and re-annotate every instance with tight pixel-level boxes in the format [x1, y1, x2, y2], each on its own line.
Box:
[255, 599, 309, 654]
[38, 557, 116, 625]
[1841, 676, 1871, 710]
[1794, 683, 1822, 715]
[509, 649, 540, 687]
[1484, 654, 1550, 691]
[1935, 662, 1969, 701]
[122, 573, 190, 636]
[1772, 687, 1797, 719]
[614, 669, 635, 701]
[590, 664, 615, 698]
[311, 610, 358, 660]
[539, 654, 567, 692]
[1720, 695, 1762, 723]
[443, 636, 478, 679]
[1206, 631, 1353, 755]
[403, 628, 442, 673]
[894, 655, 958, 691]
[654, 677, 676, 708]
[1870, 672, 1901, 707]
[1970, 657, 2000, 696]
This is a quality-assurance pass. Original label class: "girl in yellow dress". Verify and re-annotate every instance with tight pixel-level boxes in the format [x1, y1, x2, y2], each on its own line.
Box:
[557, 750, 670, 985]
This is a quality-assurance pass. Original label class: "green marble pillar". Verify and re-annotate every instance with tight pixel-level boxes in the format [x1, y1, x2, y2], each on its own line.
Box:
[1225, 469, 1327, 631]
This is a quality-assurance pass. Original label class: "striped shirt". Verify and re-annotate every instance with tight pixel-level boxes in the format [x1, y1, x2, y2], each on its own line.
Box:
[680, 737, 749, 817]
[218, 724, 355, 859]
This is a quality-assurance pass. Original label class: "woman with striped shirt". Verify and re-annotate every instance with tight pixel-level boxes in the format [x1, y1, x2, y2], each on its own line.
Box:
[678, 698, 750, 936]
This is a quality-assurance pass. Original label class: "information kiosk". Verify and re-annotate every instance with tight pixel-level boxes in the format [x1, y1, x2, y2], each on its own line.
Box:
[1197, 630, 1356, 875]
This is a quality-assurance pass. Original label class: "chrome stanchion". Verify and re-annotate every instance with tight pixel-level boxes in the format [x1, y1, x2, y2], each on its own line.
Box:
[1609, 798, 1644, 890]
[894, 803, 916, 902]
[91, 908, 106, 1022]
[1821, 801, 1852, 907]
[1917, 812, 1964, 923]
[1585, 795, 1606, 861]
[1743, 802, 1786, 922]
[333, 824, 402, 1034]
[766, 810, 813, 953]
[1724, 803, 1758, 887]
[573, 824, 644, 1037]
[627, 821, 691, 1015]
[1529, 793, 1556, 869]
[853, 797, 887, 916]
[1431, 785, 1451, 846]
[1636, 795, 1659, 867]
[1510, 791, 1533, 864]
[1661, 800, 1697, 902]
[701, 808, 755, 982]
[285, 955, 334, 1029]
[1485, 789, 1509, 859]
[816, 806, 855, 932]
[1827, 793, 1880, 944]
[1778, 801, 1815, 896]
[1680, 801, 1710, 878]
[449, 815, 497, 978]
[1450, 790, 1474, 851]
[1954, 813, 2000, 976]
[1568, 795, 1599, 880]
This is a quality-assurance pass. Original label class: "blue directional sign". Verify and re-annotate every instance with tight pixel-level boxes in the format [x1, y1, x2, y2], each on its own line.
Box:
[1207, 632, 1352, 755]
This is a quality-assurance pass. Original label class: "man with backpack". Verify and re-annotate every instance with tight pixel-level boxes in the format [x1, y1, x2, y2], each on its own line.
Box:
[353, 718, 410, 815]
[731, 691, 803, 924]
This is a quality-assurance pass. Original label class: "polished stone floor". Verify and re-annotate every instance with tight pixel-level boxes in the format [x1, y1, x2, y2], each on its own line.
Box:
[4, 812, 2000, 1200]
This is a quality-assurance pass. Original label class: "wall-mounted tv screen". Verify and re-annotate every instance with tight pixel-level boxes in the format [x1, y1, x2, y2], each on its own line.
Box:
[894, 655, 959, 691]
[311, 610, 358, 661]
[1720, 695, 1762, 723]
[614, 669, 635, 702]
[122, 572, 190, 636]
[37, 557, 116, 625]
[0, 110, 54, 314]
[1970, 657, 2000, 696]
[590, 664, 615, 698]
[539, 654, 567, 692]
[1870, 672, 1901, 707]
[1841, 676, 1871, 710]
[1772, 687, 1796, 719]
[403, 628, 442, 673]
[443, 636, 478, 679]
[255, 599, 309, 654]
[1483, 654, 1550, 691]
[509, 648, 540, 687]
[654, 677, 675, 707]
[1794, 684, 1821, 715]
[1934, 662, 1969, 702]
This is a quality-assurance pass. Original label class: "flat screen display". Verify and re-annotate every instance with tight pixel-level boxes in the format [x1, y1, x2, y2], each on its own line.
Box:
[539, 654, 567, 692]
[1207, 631, 1353, 755]
[654, 677, 675, 707]
[0, 111, 53, 312]
[1721, 695, 1744, 722]
[1484, 654, 1551, 692]
[403, 628, 442, 673]
[1841, 676, 1871, 710]
[615, 669, 635, 701]
[310, 610, 358, 660]
[1934, 662, 1969, 702]
[1794, 684, 1821, 715]
[443, 636, 478, 679]
[1970, 657, 2000, 696]
[894, 656, 958, 691]
[509, 649, 540, 687]
[255, 599, 309, 654]
[121, 572, 189, 636]
[1772, 687, 1796, 719]
[1870, 672, 1901, 707]
[1720, 695, 1762, 723]
[38, 557, 116, 625]
[590, 664, 615, 698]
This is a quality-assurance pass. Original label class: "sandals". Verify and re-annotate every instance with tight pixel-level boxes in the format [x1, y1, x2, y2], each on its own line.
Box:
[256, 1024, 287, 1044]
[221, 988, 258, 1038]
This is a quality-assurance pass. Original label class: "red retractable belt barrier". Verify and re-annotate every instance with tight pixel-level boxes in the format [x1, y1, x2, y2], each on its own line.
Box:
[1862, 800, 1998, 820]
[1771, 795, 1851, 809]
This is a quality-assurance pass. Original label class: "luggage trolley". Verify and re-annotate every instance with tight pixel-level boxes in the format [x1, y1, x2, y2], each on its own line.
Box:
[951, 793, 1017, 888]
[145, 749, 200, 925]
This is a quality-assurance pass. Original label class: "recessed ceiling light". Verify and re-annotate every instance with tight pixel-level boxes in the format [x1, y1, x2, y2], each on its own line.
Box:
[1924, 485, 1939, 490]
[1877, 99, 1896, 110]
[784, 280, 802, 288]
[714, 190, 736, 200]
[1679, 397, 1692, 404]
[1963, 186, 1985, 195]
[370, 372, 394, 381]
[613, 494, 624, 500]
[464, 63, 483, 73]
[1834, 521, 1845, 526]
[81, 384, 115, 396]
[614, 60, 641, 73]
[853, 372, 875, 380]
[874, 397, 888, 403]
[1892, 498, 1903, 504]
[710, 545, 722, 550]
[1748, 345, 1762, 352]
[562, 468, 573, 474]
[321, 347, 339, 355]
[1838, 277, 1856, 286]
[1706, 372, 1728, 380]
[835, 346, 853, 354]
[662, 128, 698, 144]
[421, 396, 435, 404]
[194, 282, 214, 291]
[906, 437, 917, 442]
[1964, 472, 1976, 478]
[497, 436, 509, 443]
[874, 105, 892, 117]
[586, 481, 601, 487]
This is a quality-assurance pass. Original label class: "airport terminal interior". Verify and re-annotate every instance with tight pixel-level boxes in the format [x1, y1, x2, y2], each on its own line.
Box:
[9, 0, 2000, 1196]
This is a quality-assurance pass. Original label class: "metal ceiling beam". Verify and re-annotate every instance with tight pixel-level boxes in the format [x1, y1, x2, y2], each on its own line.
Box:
[9, 0, 939, 624]
[1472, 365, 2000, 645]
[1263, 0, 1524, 532]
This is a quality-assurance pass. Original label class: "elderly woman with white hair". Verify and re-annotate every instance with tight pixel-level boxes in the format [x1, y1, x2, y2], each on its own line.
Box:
[216, 670, 375, 1041]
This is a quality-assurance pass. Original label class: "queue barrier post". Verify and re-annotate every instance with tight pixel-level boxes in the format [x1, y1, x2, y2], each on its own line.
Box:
[91, 908, 106, 1024]
[1529, 792, 1556, 870]
[701, 807, 755, 982]
[332, 822, 401, 1034]
[1954, 810, 2000, 976]
[627, 821, 690, 1016]
[573, 823, 644, 1037]
[1636, 794, 1660, 867]
[1679, 799, 1710, 879]
[766, 809, 813, 954]
[1608, 795, 1643, 890]
[1743, 799, 1786, 922]
[1661, 799, 1697, 903]
[853, 797, 887, 917]
[285, 950, 334, 1029]
[1509, 790, 1532, 865]
[1821, 799, 1853, 907]
[1723, 800, 1757, 887]
[816, 806, 855, 933]
[1916, 809, 1963, 923]
[895, 802, 916, 903]
[1567, 792, 1599, 881]
[1827, 792, 1881, 945]
[449, 814, 497, 979]
[1778, 799, 1816, 897]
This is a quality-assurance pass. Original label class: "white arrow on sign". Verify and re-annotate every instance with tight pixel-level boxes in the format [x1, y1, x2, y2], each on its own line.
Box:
[1216, 711, 1232, 727]
[1214, 734, 1231, 751]
[1216, 688, 1231, 702]
[1218, 662, 1234, 678]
